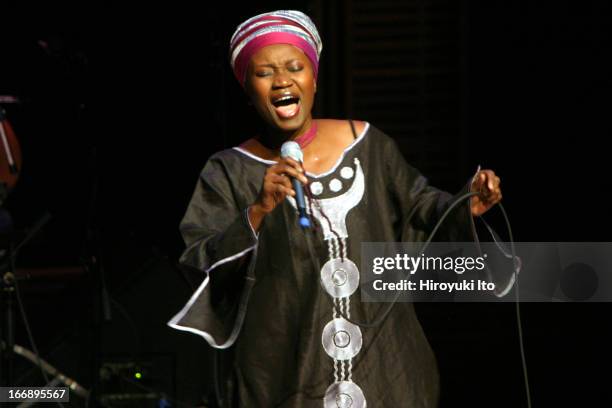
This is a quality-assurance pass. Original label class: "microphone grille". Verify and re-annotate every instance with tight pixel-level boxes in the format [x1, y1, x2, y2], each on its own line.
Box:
[280, 141, 303, 162]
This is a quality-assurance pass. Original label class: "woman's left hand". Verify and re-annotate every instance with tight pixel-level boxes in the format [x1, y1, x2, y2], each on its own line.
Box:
[470, 169, 502, 216]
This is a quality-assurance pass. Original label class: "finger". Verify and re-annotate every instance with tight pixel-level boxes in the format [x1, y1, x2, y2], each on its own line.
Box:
[269, 174, 293, 189]
[471, 196, 483, 207]
[280, 157, 308, 180]
[471, 173, 485, 191]
[265, 178, 293, 195]
[482, 191, 499, 201]
[281, 184, 296, 197]
[270, 164, 308, 183]
[480, 170, 496, 190]
[272, 183, 295, 197]
[492, 178, 501, 191]
[271, 164, 308, 184]
[483, 192, 502, 204]
[478, 172, 489, 191]
[282, 157, 303, 172]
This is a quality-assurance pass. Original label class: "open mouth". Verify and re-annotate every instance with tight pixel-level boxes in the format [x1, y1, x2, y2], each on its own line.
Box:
[271, 94, 301, 119]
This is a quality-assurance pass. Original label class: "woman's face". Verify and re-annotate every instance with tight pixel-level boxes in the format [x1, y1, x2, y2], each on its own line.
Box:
[245, 44, 316, 134]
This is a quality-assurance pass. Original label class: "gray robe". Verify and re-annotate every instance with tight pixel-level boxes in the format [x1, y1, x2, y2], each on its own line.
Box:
[169, 123, 491, 407]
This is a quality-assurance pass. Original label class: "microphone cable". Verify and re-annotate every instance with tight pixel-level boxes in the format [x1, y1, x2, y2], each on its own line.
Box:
[303, 190, 532, 408]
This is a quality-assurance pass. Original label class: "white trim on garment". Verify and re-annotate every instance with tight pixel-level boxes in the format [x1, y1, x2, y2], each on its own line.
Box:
[167, 245, 256, 349]
[231, 122, 371, 179]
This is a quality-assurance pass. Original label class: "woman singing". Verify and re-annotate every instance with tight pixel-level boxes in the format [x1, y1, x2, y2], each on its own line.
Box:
[169, 10, 502, 407]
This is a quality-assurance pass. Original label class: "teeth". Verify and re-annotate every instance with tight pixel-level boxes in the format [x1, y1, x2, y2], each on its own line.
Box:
[274, 95, 297, 103]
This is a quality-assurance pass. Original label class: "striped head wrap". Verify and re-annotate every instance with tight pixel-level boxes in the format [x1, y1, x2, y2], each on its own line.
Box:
[229, 10, 322, 87]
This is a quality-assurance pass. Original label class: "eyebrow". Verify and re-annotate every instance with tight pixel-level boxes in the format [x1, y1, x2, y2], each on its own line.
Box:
[254, 59, 302, 68]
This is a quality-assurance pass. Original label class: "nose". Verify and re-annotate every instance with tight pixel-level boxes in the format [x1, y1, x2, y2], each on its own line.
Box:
[272, 72, 292, 89]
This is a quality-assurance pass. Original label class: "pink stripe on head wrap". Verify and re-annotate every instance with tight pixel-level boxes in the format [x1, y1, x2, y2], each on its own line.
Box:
[229, 10, 322, 87]
[233, 33, 319, 86]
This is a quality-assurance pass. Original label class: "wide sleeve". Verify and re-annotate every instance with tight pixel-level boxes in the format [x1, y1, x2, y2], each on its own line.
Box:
[167, 155, 259, 348]
[382, 135, 515, 295]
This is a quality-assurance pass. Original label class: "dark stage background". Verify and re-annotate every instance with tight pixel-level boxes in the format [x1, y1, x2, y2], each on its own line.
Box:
[1, 1, 610, 407]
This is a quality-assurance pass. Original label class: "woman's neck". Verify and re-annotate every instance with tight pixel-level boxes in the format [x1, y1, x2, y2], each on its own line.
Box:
[258, 118, 316, 151]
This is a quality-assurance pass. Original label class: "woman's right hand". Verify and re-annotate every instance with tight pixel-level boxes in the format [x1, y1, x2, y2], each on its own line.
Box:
[248, 157, 308, 231]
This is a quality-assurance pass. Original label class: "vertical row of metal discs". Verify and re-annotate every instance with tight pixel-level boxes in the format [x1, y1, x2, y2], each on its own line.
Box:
[321, 238, 366, 408]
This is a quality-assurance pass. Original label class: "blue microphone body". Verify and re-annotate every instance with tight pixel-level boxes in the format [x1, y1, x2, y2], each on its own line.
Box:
[280, 141, 311, 229]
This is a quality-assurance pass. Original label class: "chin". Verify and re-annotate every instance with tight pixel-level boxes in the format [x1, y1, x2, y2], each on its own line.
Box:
[269, 113, 305, 132]
[276, 118, 303, 131]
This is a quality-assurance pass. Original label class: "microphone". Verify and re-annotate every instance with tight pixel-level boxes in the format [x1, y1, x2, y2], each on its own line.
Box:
[280, 141, 311, 229]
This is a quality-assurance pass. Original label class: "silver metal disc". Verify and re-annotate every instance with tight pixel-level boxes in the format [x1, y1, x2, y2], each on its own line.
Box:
[324, 381, 366, 408]
[321, 258, 360, 298]
[322, 318, 362, 360]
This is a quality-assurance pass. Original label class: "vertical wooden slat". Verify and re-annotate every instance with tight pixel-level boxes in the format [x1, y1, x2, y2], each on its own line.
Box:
[344, 0, 467, 188]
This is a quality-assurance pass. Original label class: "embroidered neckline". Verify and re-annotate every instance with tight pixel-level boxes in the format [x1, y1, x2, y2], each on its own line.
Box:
[233, 122, 370, 179]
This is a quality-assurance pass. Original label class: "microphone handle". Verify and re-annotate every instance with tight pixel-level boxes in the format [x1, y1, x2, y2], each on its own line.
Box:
[292, 178, 311, 228]
[292, 178, 306, 210]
